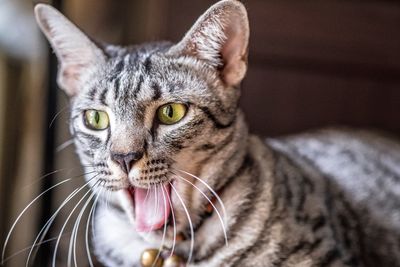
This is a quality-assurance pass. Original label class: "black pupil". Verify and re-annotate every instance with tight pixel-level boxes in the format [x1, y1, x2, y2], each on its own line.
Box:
[166, 105, 173, 118]
[94, 112, 100, 124]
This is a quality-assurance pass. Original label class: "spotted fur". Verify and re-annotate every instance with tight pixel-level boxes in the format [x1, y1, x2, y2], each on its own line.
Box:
[35, 1, 400, 266]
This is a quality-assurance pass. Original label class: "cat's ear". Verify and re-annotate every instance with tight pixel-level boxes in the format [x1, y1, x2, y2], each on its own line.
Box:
[170, 0, 249, 87]
[34, 4, 105, 96]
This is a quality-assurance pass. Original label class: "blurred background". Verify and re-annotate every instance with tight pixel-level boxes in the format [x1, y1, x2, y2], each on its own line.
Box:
[0, 0, 399, 266]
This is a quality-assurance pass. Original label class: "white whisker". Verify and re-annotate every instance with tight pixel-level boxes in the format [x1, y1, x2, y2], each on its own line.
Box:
[21, 169, 67, 191]
[2, 178, 73, 264]
[153, 185, 168, 267]
[165, 184, 176, 257]
[26, 175, 99, 266]
[145, 185, 158, 238]
[86, 187, 103, 267]
[74, 188, 98, 267]
[22, 170, 97, 192]
[154, 184, 160, 233]
[52, 181, 100, 267]
[49, 105, 69, 129]
[2, 233, 70, 264]
[56, 139, 75, 153]
[26, 187, 81, 267]
[90, 187, 102, 244]
[141, 185, 152, 238]
[170, 182, 194, 264]
[69, 186, 98, 267]
[174, 168, 228, 227]
[173, 172, 228, 246]
[143, 185, 151, 203]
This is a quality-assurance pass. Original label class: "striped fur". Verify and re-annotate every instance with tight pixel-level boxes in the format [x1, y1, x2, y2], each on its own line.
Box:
[35, 1, 400, 266]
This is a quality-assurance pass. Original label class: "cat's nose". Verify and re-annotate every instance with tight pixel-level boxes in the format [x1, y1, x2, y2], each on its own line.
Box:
[111, 151, 144, 174]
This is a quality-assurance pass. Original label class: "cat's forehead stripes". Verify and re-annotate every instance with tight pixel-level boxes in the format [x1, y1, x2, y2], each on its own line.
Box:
[100, 44, 171, 106]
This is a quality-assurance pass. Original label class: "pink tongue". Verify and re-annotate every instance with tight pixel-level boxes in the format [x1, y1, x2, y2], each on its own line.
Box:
[134, 185, 171, 232]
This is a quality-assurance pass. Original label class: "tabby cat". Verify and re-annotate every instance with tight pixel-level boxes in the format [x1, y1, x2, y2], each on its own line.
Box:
[33, 1, 400, 266]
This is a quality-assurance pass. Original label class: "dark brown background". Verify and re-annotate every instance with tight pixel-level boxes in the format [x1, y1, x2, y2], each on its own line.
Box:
[71, 0, 400, 137]
[162, 1, 400, 136]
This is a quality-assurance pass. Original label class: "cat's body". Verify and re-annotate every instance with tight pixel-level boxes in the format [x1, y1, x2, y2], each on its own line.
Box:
[93, 129, 400, 267]
[267, 129, 400, 267]
[33, 1, 400, 266]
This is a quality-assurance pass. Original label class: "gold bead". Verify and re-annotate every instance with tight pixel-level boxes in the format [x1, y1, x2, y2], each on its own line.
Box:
[163, 254, 184, 267]
[140, 249, 163, 267]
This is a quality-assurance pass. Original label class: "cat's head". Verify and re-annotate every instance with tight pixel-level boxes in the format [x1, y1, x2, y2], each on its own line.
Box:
[35, 0, 249, 236]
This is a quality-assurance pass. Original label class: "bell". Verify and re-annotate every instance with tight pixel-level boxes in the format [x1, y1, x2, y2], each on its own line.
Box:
[163, 254, 184, 267]
[140, 249, 164, 267]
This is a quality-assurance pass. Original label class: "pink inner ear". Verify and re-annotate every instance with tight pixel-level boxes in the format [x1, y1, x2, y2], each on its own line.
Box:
[167, 1, 249, 86]
[220, 14, 249, 86]
[35, 4, 106, 97]
[58, 64, 85, 96]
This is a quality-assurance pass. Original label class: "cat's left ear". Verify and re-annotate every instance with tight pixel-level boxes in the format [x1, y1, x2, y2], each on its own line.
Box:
[34, 4, 106, 96]
[170, 0, 249, 87]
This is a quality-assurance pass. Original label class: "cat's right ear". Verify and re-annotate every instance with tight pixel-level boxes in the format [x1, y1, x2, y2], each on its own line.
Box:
[34, 4, 105, 96]
[169, 0, 249, 87]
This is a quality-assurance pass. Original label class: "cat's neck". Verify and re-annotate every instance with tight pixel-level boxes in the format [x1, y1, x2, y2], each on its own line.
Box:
[197, 111, 250, 192]
[183, 134, 277, 265]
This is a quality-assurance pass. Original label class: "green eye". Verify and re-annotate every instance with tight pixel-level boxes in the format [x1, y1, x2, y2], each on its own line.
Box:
[157, 103, 187, 125]
[84, 110, 109, 130]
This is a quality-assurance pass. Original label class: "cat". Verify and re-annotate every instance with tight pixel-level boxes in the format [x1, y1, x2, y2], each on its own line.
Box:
[33, 0, 400, 266]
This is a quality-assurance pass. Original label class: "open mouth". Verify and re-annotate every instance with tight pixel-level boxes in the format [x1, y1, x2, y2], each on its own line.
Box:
[127, 184, 171, 232]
